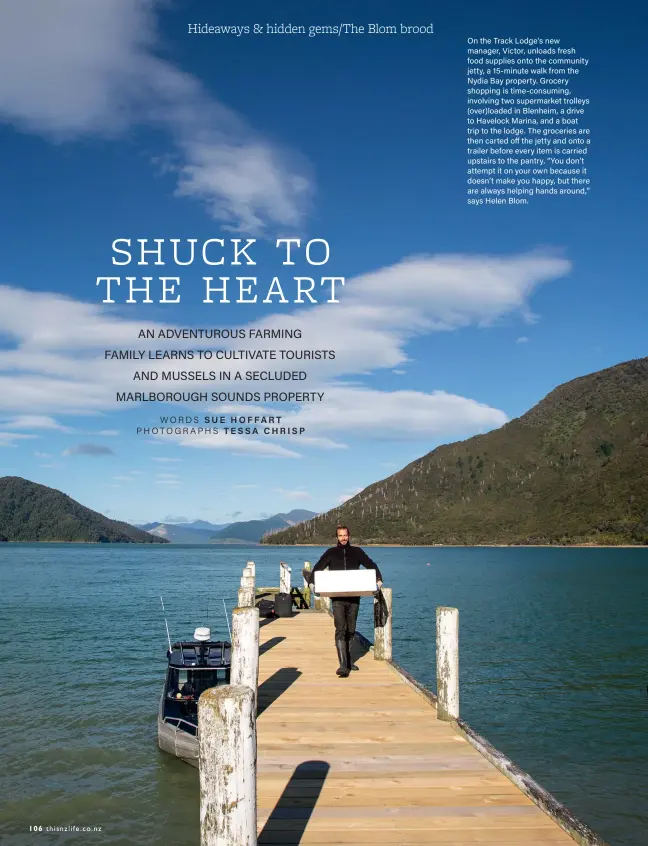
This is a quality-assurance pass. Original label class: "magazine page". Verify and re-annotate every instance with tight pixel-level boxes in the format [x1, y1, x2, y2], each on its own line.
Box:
[0, 1, 645, 844]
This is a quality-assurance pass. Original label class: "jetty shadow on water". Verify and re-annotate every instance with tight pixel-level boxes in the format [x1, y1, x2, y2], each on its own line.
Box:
[259, 636, 286, 656]
[257, 667, 301, 716]
[258, 761, 330, 845]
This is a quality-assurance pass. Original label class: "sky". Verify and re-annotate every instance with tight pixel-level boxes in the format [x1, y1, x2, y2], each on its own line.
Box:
[0, 0, 645, 526]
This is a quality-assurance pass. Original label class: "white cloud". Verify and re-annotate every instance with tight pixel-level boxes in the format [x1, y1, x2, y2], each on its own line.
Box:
[63, 443, 114, 456]
[151, 457, 182, 464]
[516, 336, 529, 344]
[229, 386, 507, 443]
[154, 431, 302, 458]
[0, 250, 570, 449]
[113, 475, 135, 482]
[97, 429, 120, 436]
[274, 488, 312, 500]
[0, 432, 38, 447]
[156, 473, 179, 479]
[1, 414, 72, 431]
[0, 0, 311, 232]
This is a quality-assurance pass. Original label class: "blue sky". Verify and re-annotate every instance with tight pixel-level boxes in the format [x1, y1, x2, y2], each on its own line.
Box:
[0, 0, 645, 526]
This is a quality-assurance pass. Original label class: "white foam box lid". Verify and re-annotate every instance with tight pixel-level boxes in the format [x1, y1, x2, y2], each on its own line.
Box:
[314, 569, 377, 597]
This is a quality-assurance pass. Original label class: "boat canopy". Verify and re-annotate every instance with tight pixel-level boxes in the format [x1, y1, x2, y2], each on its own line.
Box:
[167, 640, 231, 669]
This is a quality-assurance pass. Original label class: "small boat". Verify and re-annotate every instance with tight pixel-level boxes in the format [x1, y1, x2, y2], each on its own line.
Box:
[157, 626, 231, 767]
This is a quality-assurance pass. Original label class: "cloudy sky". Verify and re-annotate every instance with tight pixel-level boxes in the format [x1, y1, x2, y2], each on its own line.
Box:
[0, 0, 645, 525]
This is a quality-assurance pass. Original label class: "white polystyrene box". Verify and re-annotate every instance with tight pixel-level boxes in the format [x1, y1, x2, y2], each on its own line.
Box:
[314, 569, 377, 597]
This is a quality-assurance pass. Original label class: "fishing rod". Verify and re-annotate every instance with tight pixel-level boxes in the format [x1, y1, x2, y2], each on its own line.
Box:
[160, 595, 172, 652]
[222, 598, 232, 643]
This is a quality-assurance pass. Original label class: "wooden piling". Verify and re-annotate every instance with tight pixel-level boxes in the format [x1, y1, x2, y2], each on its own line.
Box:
[373, 586, 392, 660]
[279, 561, 291, 594]
[436, 605, 459, 721]
[198, 684, 257, 846]
[231, 607, 260, 711]
[237, 586, 254, 608]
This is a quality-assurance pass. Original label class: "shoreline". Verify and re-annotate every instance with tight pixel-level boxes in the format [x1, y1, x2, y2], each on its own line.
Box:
[261, 543, 648, 549]
[1, 540, 645, 548]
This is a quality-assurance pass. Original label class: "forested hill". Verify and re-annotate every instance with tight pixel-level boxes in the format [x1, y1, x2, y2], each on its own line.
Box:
[263, 358, 648, 546]
[0, 477, 168, 543]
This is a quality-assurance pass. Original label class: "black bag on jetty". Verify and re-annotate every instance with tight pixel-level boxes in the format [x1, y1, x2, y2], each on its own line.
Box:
[257, 598, 276, 619]
[274, 592, 293, 618]
[374, 589, 389, 628]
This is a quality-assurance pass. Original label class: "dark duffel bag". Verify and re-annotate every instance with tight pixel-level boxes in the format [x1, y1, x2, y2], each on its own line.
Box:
[374, 588, 389, 628]
[274, 592, 293, 618]
[257, 598, 275, 618]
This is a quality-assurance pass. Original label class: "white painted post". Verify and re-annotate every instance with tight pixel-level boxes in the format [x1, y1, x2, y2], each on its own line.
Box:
[436, 606, 459, 721]
[231, 607, 260, 711]
[279, 561, 291, 594]
[237, 586, 254, 608]
[240, 569, 255, 608]
[246, 561, 256, 580]
[374, 587, 392, 661]
[199, 684, 257, 846]
[303, 562, 312, 607]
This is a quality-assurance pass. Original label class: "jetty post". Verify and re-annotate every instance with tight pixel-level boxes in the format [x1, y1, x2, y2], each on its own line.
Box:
[238, 567, 255, 608]
[436, 606, 459, 721]
[303, 561, 312, 607]
[231, 606, 260, 711]
[246, 560, 255, 580]
[279, 561, 291, 594]
[373, 586, 393, 660]
[198, 684, 257, 846]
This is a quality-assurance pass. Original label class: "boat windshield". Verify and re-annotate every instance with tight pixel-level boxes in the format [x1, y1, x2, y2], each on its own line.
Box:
[166, 667, 228, 699]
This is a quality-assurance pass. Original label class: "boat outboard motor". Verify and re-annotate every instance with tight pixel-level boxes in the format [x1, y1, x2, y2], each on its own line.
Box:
[194, 626, 210, 666]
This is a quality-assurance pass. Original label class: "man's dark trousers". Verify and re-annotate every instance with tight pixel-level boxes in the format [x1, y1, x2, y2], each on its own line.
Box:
[332, 598, 360, 674]
[332, 597, 360, 641]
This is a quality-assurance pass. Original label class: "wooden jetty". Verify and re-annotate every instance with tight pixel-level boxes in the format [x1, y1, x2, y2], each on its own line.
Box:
[198, 562, 608, 846]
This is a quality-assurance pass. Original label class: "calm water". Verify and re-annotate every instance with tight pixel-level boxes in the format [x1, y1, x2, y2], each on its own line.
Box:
[0, 545, 646, 845]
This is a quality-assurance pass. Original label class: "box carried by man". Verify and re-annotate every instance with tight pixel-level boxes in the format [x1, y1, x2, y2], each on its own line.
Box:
[314, 568, 377, 597]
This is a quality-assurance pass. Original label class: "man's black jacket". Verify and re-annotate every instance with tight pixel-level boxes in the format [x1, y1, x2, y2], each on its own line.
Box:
[310, 544, 383, 583]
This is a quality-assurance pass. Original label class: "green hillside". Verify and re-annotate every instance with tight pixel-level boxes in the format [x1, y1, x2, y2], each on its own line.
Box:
[263, 358, 648, 546]
[0, 477, 168, 543]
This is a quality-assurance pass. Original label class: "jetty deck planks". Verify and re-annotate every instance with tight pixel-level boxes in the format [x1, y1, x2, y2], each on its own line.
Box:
[256, 610, 575, 845]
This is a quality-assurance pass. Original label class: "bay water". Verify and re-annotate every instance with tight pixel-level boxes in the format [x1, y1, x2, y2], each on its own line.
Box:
[0, 544, 646, 845]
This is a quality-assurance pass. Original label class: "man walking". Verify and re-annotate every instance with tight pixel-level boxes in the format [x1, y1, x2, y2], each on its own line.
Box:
[309, 526, 383, 678]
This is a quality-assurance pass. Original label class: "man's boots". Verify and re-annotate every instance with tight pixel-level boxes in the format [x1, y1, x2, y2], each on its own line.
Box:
[346, 634, 359, 671]
[335, 639, 350, 677]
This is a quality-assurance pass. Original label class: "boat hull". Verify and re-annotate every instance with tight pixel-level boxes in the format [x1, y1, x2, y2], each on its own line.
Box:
[157, 714, 199, 767]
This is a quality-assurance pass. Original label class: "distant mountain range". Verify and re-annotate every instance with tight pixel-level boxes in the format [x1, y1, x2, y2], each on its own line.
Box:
[137, 519, 230, 544]
[265, 358, 648, 546]
[139, 519, 228, 532]
[0, 477, 167, 543]
[210, 510, 318, 543]
[137, 510, 318, 544]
